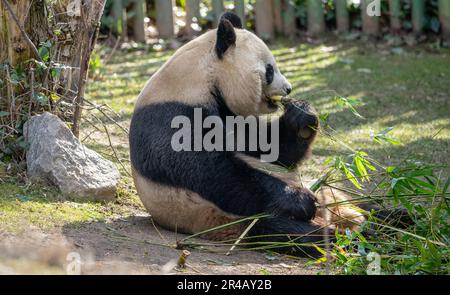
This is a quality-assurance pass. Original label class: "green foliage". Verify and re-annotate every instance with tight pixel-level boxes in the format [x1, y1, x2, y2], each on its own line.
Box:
[312, 95, 449, 275]
[89, 51, 104, 79]
[0, 40, 73, 162]
[373, 127, 401, 145]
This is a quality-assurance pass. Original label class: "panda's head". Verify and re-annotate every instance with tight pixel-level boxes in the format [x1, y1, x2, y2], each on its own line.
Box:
[211, 12, 292, 116]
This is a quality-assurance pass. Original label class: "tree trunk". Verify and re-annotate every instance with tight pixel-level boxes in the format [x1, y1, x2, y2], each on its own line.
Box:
[186, 0, 200, 35]
[412, 0, 425, 35]
[0, 0, 106, 139]
[132, 0, 146, 42]
[439, 0, 450, 41]
[389, 0, 402, 34]
[282, 0, 296, 38]
[155, 0, 175, 38]
[234, 0, 246, 28]
[336, 0, 349, 33]
[361, 0, 380, 36]
[212, 0, 224, 26]
[307, 0, 325, 36]
[255, 0, 274, 40]
[0, 0, 32, 67]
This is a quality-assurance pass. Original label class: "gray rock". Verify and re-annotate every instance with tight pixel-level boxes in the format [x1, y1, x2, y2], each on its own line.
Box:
[24, 112, 120, 201]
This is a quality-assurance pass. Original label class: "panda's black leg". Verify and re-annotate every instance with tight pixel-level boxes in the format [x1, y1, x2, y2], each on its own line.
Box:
[248, 216, 334, 257]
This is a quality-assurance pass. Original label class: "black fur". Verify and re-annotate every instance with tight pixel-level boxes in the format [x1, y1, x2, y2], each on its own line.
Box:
[265, 64, 274, 84]
[216, 18, 236, 59]
[220, 12, 243, 29]
[129, 99, 317, 220]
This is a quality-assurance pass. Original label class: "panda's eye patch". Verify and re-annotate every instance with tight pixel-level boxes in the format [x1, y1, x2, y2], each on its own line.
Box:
[265, 64, 274, 85]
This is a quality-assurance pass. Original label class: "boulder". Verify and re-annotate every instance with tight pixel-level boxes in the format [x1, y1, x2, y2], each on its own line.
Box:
[24, 112, 120, 201]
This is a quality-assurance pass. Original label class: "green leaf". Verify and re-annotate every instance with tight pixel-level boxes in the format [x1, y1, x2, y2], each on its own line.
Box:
[0, 111, 10, 117]
[319, 113, 329, 125]
[34, 92, 48, 105]
[442, 177, 450, 194]
[335, 96, 364, 119]
[10, 66, 26, 84]
[50, 67, 61, 78]
[374, 127, 401, 145]
[335, 157, 362, 189]
[38, 46, 50, 62]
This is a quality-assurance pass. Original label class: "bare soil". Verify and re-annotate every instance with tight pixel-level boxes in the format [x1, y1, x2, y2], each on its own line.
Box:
[0, 214, 322, 275]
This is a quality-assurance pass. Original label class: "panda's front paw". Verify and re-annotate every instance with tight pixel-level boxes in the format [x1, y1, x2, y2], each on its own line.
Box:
[266, 187, 317, 221]
[283, 100, 319, 140]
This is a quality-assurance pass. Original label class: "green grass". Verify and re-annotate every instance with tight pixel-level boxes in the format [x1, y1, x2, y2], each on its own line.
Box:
[0, 180, 142, 234]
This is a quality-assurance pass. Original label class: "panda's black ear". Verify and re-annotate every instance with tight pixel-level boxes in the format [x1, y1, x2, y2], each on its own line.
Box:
[220, 12, 243, 29]
[215, 18, 236, 59]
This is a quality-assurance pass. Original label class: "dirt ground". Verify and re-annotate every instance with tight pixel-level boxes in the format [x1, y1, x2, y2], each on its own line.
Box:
[0, 214, 322, 275]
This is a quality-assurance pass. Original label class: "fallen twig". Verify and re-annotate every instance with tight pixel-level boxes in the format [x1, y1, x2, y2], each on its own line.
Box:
[226, 218, 259, 256]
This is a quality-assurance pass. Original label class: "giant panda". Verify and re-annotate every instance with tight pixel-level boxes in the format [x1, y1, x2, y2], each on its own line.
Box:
[129, 12, 365, 256]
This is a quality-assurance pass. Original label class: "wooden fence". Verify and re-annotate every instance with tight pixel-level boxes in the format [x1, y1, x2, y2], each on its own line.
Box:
[111, 0, 450, 41]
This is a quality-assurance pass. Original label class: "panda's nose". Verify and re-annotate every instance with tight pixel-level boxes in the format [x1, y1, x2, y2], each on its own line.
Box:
[285, 86, 292, 95]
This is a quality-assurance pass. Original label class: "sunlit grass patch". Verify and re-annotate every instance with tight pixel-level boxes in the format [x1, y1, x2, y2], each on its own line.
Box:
[0, 181, 144, 234]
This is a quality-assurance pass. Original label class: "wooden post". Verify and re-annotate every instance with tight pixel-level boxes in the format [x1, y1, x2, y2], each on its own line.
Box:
[282, 0, 296, 38]
[307, 0, 325, 36]
[111, 0, 124, 36]
[254, 0, 274, 40]
[234, 0, 246, 27]
[155, 0, 174, 38]
[133, 0, 146, 42]
[212, 0, 224, 26]
[412, 0, 425, 35]
[336, 0, 349, 33]
[186, 0, 200, 35]
[389, 0, 402, 33]
[439, 0, 450, 41]
[361, 0, 380, 36]
[273, 0, 283, 34]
